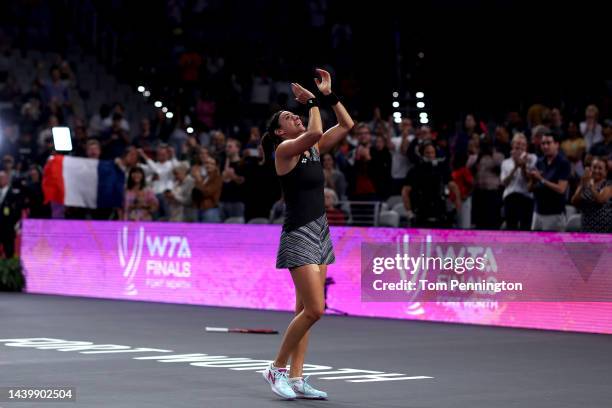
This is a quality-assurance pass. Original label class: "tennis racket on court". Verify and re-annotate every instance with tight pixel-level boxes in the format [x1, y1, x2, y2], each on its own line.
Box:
[205, 326, 279, 334]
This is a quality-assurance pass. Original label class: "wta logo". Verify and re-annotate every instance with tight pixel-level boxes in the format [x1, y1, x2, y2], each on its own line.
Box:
[118, 226, 145, 296]
[118, 226, 193, 295]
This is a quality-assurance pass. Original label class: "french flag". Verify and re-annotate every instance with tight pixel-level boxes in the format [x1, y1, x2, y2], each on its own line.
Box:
[42, 155, 125, 208]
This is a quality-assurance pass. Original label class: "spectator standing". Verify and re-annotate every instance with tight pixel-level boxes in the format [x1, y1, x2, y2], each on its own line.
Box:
[86, 139, 102, 159]
[589, 120, 612, 159]
[37, 115, 59, 150]
[22, 164, 50, 219]
[139, 145, 179, 220]
[100, 113, 130, 160]
[471, 139, 504, 230]
[88, 104, 111, 137]
[192, 156, 223, 222]
[580, 104, 603, 151]
[451, 152, 474, 229]
[72, 124, 88, 157]
[529, 125, 549, 157]
[168, 120, 189, 159]
[122, 167, 158, 221]
[243, 145, 280, 221]
[322, 152, 347, 200]
[132, 118, 159, 158]
[407, 125, 434, 164]
[401, 142, 461, 228]
[370, 134, 392, 200]
[494, 126, 511, 157]
[389, 118, 412, 195]
[571, 157, 612, 233]
[195, 92, 217, 130]
[209, 130, 227, 164]
[0, 170, 20, 258]
[42, 65, 70, 111]
[529, 134, 570, 231]
[549, 108, 565, 140]
[501, 133, 537, 230]
[101, 103, 130, 133]
[2, 155, 18, 187]
[348, 123, 376, 200]
[561, 121, 586, 195]
[219, 138, 246, 219]
[451, 114, 480, 156]
[166, 162, 196, 222]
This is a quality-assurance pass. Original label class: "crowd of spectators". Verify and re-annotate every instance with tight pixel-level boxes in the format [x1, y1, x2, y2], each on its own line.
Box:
[1, 47, 612, 258]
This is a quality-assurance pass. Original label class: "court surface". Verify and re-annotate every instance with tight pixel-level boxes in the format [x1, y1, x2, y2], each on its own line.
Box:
[1, 293, 610, 408]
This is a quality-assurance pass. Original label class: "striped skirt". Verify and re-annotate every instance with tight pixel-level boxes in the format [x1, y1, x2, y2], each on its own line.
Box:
[276, 213, 335, 269]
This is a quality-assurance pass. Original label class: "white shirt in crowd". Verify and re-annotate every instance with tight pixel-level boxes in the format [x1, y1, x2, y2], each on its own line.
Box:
[168, 175, 196, 222]
[500, 153, 538, 199]
[142, 158, 180, 194]
[390, 135, 413, 179]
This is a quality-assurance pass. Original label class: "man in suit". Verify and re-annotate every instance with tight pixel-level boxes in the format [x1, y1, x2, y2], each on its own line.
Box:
[0, 170, 20, 258]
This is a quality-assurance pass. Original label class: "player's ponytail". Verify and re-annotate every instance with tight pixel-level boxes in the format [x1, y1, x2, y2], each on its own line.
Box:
[261, 111, 283, 164]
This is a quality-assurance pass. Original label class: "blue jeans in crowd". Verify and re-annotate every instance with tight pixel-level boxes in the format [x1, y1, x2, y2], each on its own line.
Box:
[220, 201, 245, 220]
[197, 207, 222, 223]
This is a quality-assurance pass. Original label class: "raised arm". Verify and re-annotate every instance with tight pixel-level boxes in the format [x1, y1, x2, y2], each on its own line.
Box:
[314, 69, 355, 154]
[275, 83, 323, 159]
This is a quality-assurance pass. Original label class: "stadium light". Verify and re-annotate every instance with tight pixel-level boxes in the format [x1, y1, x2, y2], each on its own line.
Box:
[154, 101, 162, 108]
[143, 90, 151, 97]
[419, 112, 428, 118]
[394, 117, 402, 124]
[392, 101, 400, 108]
[166, 112, 174, 119]
[162, 107, 168, 113]
[392, 91, 399, 98]
[417, 101, 425, 109]
[187, 127, 194, 134]
[416, 92, 424, 99]
[420, 117, 429, 124]
[393, 112, 402, 118]
[137, 86, 145, 93]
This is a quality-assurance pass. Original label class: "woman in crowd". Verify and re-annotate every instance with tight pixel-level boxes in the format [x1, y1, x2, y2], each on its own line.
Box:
[471, 137, 504, 229]
[191, 156, 223, 222]
[322, 152, 347, 200]
[122, 167, 159, 221]
[571, 157, 612, 233]
[166, 162, 195, 222]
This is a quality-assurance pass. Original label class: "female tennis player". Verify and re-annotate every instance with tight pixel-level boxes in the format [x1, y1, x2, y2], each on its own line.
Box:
[260, 68, 354, 400]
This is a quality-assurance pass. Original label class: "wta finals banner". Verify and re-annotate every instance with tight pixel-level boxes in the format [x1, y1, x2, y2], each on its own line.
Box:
[20, 219, 612, 334]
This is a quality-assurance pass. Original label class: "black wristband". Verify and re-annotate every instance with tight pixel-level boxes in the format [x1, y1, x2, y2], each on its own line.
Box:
[306, 97, 320, 109]
[321, 92, 340, 106]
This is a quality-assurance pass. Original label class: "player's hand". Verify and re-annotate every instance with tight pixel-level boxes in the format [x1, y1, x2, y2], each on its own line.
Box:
[314, 68, 332, 96]
[291, 82, 316, 104]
